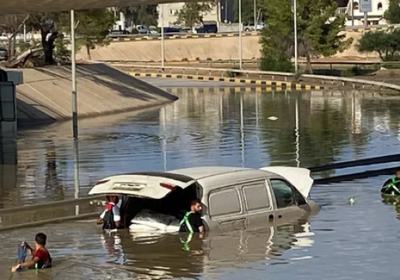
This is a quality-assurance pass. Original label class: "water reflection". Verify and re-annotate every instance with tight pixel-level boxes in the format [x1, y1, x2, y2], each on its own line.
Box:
[0, 218, 314, 280]
[2, 89, 400, 208]
[0, 134, 17, 208]
[2, 88, 400, 279]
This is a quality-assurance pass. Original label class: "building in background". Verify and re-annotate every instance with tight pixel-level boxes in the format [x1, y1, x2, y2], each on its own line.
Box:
[158, 2, 225, 27]
[336, 0, 390, 26]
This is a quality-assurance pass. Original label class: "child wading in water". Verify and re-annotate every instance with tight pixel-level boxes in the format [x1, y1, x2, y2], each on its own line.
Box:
[11, 232, 52, 272]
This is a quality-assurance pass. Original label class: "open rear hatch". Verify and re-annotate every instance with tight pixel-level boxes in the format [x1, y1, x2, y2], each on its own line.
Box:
[259, 166, 314, 198]
[88, 173, 196, 199]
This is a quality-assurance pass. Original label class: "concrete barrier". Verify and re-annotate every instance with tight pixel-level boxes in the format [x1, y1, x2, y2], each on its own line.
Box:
[131, 72, 323, 90]
[77, 36, 261, 62]
[108, 31, 258, 42]
[78, 30, 381, 63]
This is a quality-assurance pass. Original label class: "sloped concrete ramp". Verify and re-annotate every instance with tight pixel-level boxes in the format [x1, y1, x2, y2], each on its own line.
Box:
[16, 63, 177, 126]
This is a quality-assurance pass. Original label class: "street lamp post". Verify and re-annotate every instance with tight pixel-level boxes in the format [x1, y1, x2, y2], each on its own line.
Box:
[293, 0, 298, 74]
[239, 0, 243, 69]
[254, 0, 257, 26]
[161, 5, 165, 67]
[71, 10, 78, 139]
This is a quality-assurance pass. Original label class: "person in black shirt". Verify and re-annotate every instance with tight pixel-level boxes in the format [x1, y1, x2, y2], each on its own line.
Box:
[381, 170, 400, 195]
[179, 199, 205, 234]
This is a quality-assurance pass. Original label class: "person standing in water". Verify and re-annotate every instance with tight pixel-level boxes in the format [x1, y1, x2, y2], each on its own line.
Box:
[179, 199, 205, 235]
[97, 195, 122, 230]
[11, 233, 52, 272]
[381, 170, 400, 195]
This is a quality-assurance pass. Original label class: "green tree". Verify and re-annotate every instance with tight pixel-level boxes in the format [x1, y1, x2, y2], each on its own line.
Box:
[175, 2, 216, 29]
[28, 12, 61, 65]
[259, 0, 352, 73]
[358, 30, 400, 61]
[384, 0, 400, 24]
[0, 14, 30, 60]
[259, 0, 294, 71]
[123, 5, 158, 27]
[61, 9, 115, 60]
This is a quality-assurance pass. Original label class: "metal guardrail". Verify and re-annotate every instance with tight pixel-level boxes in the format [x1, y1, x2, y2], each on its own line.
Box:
[0, 31, 259, 43]
[344, 23, 400, 30]
[110, 63, 400, 91]
[310, 153, 400, 184]
[105, 31, 255, 38]
[302, 73, 400, 91]
[1, 24, 399, 44]
[309, 154, 400, 172]
[108, 58, 400, 67]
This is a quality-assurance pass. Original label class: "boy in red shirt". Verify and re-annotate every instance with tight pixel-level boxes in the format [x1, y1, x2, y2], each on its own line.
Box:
[11, 233, 52, 272]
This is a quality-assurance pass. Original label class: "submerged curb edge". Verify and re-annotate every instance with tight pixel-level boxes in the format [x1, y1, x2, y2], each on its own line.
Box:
[129, 72, 323, 91]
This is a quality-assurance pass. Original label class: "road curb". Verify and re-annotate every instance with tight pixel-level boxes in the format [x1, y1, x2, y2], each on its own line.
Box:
[111, 31, 259, 42]
[129, 72, 323, 90]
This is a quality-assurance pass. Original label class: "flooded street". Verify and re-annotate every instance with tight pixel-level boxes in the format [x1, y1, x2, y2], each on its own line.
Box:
[1, 88, 400, 279]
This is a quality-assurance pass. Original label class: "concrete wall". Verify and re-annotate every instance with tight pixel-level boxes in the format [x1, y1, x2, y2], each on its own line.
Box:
[16, 63, 177, 126]
[77, 30, 381, 63]
[77, 36, 261, 62]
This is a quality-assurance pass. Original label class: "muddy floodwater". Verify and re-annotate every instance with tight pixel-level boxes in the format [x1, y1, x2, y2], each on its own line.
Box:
[1, 88, 400, 279]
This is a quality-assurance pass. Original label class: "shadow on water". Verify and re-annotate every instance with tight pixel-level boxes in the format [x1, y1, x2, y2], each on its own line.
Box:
[0, 138, 102, 228]
[0, 135, 17, 209]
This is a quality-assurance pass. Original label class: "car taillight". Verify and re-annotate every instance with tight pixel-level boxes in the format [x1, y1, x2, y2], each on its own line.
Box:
[96, 179, 110, 185]
[160, 183, 175, 190]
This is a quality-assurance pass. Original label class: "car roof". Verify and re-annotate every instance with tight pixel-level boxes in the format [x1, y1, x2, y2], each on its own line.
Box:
[169, 166, 275, 181]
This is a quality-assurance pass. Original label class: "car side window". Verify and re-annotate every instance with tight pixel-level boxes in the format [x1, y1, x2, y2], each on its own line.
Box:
[270, 179, 296, 209]
[242, 181, 271, 212]
[209, 188, 241, 219]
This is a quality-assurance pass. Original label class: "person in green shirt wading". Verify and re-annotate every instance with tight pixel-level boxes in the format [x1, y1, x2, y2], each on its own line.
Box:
[381, 170, 400, 195]
[179, 199, 205, 251]
[179, 199, 205, 234]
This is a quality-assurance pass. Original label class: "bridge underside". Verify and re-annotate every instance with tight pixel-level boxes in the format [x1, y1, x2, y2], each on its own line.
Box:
[0, 0, 186, 15]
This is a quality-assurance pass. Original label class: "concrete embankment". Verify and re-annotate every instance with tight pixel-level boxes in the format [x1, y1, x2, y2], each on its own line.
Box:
[16, 63, 177, 126]
[77, 36, 261, 62]
[76, 30, 380, 63]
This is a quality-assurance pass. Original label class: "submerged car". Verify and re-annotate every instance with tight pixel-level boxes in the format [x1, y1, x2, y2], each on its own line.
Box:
[88, 166, 320, 232]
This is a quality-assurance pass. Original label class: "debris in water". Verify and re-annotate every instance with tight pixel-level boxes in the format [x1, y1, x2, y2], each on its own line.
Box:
[349, 197, 355, 205]
[268, 116, 278, 121]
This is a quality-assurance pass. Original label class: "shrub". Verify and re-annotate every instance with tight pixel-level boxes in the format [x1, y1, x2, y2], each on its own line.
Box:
[259, 56, 294, 72]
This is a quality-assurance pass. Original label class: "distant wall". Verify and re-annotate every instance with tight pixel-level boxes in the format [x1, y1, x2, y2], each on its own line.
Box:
[77, 36, 261, 62]
[77, 30, 380, 63]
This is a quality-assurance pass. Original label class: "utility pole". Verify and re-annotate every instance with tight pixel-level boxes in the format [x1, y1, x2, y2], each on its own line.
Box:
[254, 0, 257, 27]
[364, 11, 368, 29]
[293, 0, 298, 74]
[351, 0, 354, 27]
[239, 0, 243, 69]
[161, 5, 165, 67]
[71, 10, 78, 139]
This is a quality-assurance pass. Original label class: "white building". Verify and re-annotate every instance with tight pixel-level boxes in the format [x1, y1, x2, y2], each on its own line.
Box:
[157, 2, 221, 27]
[337, 0, 390, 26]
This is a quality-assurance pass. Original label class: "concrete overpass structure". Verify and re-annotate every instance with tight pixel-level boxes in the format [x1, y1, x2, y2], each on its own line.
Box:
[0, 0, 187, 14]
